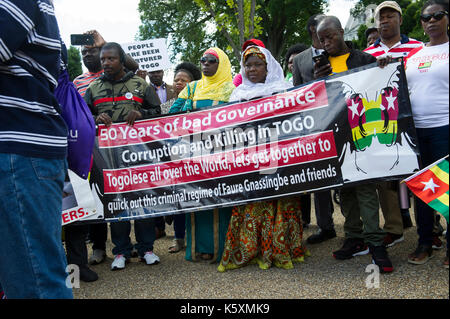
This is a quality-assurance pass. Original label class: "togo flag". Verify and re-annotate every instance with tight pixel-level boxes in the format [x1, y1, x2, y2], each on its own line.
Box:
[403, 156, 449, 223]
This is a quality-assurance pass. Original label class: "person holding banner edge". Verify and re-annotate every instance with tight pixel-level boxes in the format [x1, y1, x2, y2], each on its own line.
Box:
[314, 16, 395, 273]
[291, 13, 338, 245]
[84, 42, 162, 270]
[169, 47, 235, 262]
[166, 62, 202, 254]
[405, 0, 449, 268]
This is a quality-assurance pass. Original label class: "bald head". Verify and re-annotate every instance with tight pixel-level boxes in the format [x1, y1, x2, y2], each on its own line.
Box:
[317, 16, 343, 33]
[316, 15, 348, 57]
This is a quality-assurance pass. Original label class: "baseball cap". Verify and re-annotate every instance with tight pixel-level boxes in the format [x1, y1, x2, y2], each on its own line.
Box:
[375, 1, 402, 19]
[242, 39, 265, 51]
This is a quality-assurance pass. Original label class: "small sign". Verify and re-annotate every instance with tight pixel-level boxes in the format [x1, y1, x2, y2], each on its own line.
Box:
[122, 38, 171, 72]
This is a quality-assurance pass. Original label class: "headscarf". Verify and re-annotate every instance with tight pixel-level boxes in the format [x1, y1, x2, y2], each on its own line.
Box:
[178, 47, 235, 102]
[229, 46, 292, 102]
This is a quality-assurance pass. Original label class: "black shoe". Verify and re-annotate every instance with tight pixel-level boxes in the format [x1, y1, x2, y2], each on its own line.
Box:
[79, 265, 98, 282]
[307, 229, 336, 244]
[333, 238, 369, 260]
[369, 245, 393, 273]
[401, 210, 413, 229]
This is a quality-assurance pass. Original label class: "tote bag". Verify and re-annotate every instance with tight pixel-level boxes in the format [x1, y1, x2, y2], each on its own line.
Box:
[55, 69, 95, 179]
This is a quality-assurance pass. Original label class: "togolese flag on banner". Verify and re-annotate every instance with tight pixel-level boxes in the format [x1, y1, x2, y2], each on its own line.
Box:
[403, 156, 449, 223]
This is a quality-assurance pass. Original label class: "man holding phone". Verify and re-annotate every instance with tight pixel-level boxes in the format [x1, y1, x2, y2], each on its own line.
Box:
[314, 16, 395, 273]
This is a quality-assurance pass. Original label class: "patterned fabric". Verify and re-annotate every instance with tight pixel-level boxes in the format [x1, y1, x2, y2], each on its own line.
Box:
[0, 0, 67, 159]
[243, 46, 267, 63]
[218, 197, 309, 272]
[73, 70, 103, 97]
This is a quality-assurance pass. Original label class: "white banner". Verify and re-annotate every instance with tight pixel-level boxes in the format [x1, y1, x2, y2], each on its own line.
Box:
[122, 38, 170, 72]
[62, 170, 102, 225]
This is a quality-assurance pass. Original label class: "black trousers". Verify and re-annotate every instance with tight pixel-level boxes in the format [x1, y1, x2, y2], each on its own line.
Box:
[300, 190, 334, 231]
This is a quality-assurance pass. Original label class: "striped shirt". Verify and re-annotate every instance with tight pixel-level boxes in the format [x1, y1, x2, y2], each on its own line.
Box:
[364, 34, 423, 60]
[0, 0, 67, 159]
[73, 70, 103, 97]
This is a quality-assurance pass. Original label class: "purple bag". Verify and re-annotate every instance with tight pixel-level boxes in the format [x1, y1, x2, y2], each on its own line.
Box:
[55, 69, 95, 179]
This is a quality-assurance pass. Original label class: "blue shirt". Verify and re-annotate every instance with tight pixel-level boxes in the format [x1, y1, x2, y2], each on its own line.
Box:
[0, 0, 67, 159]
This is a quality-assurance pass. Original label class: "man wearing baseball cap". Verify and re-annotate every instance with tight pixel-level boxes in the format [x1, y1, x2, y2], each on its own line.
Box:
[364, 1, 422, 249]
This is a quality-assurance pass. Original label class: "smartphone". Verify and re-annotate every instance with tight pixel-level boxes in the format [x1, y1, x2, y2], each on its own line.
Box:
[312, 54, 329, 67]
[70, 34, 94, 46]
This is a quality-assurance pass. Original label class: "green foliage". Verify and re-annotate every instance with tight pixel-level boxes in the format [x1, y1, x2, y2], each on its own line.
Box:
[137, 0, 326, 70]
[67, 46, 83, 82]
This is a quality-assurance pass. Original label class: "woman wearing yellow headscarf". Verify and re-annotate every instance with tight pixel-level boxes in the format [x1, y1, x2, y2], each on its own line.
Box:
[169, 47, 235, 262]
[170, 47, 235, 112]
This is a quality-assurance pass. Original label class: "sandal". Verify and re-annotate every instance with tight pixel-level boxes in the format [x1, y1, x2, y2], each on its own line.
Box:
[168, 239, 185, 253]
[408, 245, 433, 265]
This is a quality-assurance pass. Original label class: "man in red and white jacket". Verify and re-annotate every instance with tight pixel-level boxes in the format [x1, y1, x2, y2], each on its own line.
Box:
[365, 1, 423, 60]
[364, 1, 423, 249]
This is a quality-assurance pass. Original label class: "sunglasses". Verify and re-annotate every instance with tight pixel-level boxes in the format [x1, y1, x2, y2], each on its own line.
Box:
[420, 11, 448, 22]
[200, 56, 218, 64]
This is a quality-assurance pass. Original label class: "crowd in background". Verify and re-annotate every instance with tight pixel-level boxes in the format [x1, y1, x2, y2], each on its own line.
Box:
[0, 0, 448, 299]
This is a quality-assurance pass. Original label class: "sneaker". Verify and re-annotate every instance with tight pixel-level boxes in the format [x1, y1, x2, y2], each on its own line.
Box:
[369, 245, 394, 273]
[332, 238, 369, 260]
[307, 228, 337, 244]
[383, 233, 404, 248]
[432, 235, 443, 250]
[111, 254, 127, 271]
[141, 251, 160, 265]
[79, 265, 99, 282]
[89, 249, 106, 265]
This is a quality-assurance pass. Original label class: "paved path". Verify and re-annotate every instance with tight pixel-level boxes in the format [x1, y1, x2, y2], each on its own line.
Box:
[72, 203, 449, 300]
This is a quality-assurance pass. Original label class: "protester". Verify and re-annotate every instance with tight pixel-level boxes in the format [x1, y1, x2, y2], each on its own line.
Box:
[0, 0, 73, 298]
[165, 62, 202, 253]
[233, 39, 266, 87]
[143, 69, 177, 237]
[170, 47, 235, 262]
[218, 45, 308, 272]
[292, 14, 337, 244]
[365, 27, 379, 48]
[284, 43, 308, 84]
[314, 16, 394, 273]
[70, 30, 140, 272]
[364, 1, 423, 248]
[84, 42, 161, 270]
[405, 0, 449, 268]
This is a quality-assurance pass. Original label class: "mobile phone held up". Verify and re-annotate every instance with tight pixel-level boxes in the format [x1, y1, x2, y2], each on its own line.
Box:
[312, 54, 329, 68]
[70, 34, 94, 46]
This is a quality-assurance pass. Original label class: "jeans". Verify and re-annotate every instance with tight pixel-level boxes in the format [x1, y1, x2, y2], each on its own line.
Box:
[415, 125, 449, 248]
[0, 153, 73, 299]
[110, 215, 155, 258]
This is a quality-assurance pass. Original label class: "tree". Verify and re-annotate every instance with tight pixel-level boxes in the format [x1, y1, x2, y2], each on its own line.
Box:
[67, 46, 83, 82]
[137, 0, 326, 69]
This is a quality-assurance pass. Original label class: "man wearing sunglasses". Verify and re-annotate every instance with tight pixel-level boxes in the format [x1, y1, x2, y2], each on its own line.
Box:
[364, 1, 423, 250]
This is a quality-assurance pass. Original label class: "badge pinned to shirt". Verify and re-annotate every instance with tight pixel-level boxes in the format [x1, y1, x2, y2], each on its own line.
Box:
[125, 92, 133, 100]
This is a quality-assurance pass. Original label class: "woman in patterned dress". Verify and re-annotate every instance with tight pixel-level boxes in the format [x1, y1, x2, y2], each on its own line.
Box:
[218, 46, 310, 272]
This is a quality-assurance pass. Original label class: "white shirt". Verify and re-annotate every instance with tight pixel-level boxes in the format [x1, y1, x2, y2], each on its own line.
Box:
[405, 42, 449, 128]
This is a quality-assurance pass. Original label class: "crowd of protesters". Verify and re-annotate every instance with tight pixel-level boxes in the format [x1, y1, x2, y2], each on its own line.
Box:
[0, 0, 448, 299]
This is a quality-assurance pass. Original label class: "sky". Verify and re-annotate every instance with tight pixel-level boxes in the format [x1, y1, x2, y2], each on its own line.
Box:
[53, 0, 358, 78]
